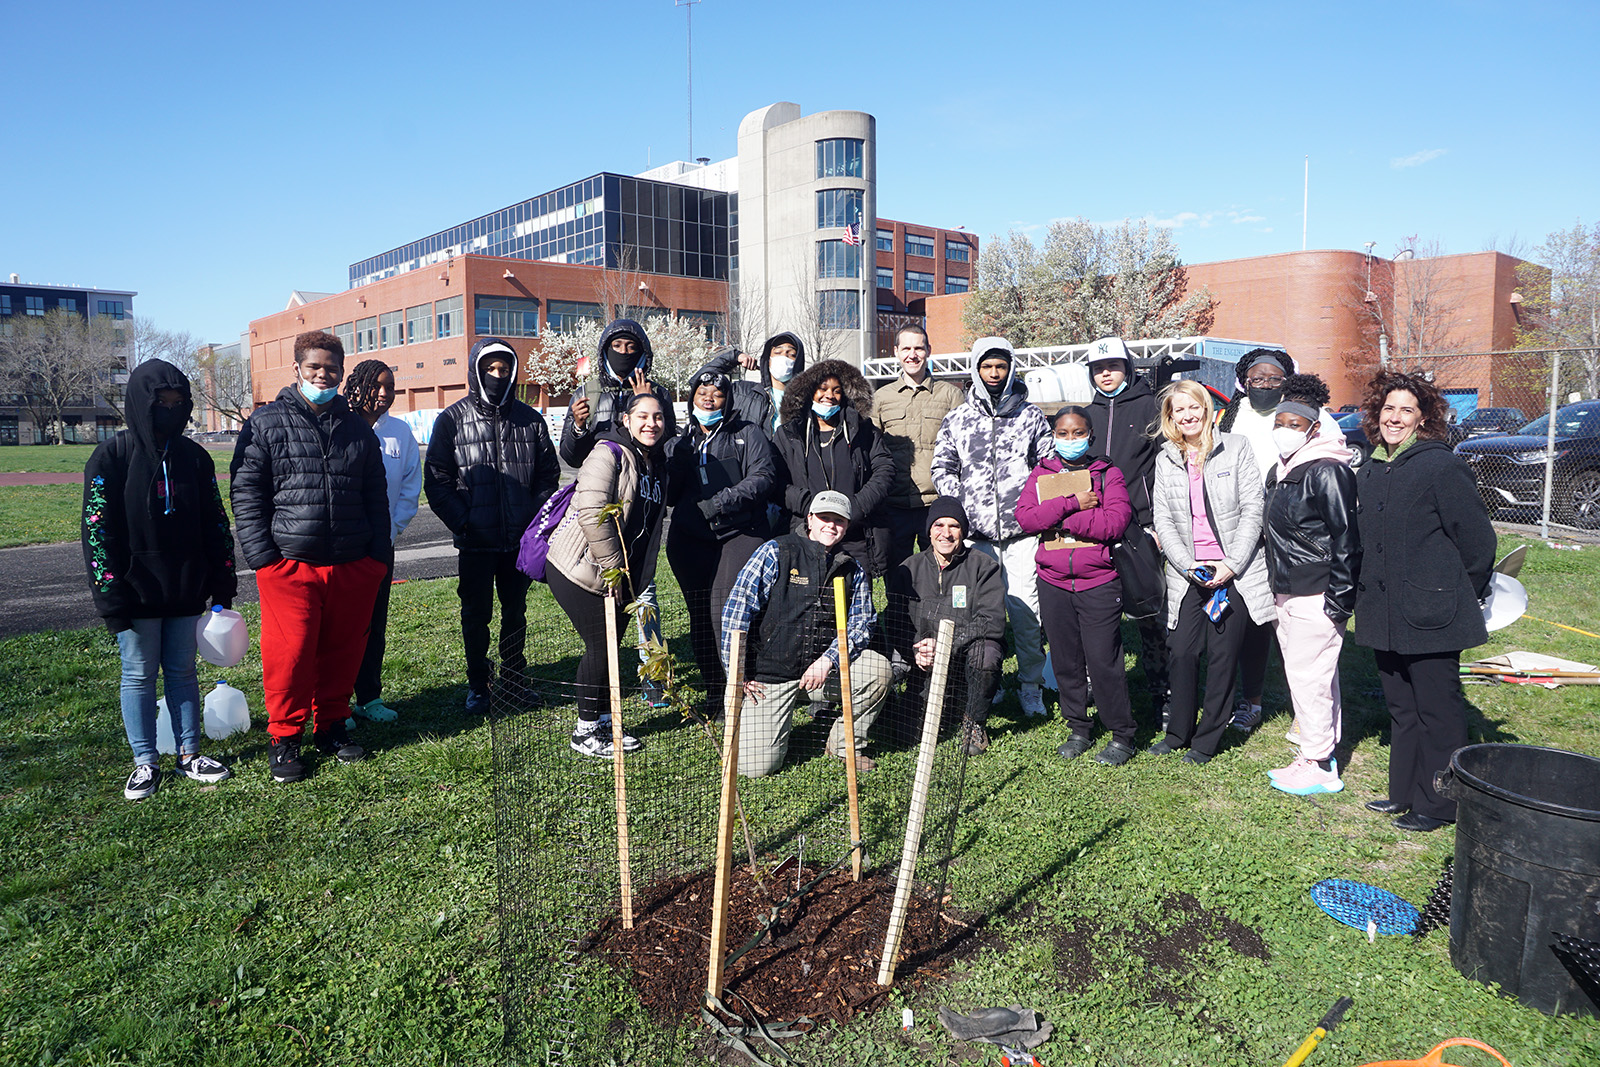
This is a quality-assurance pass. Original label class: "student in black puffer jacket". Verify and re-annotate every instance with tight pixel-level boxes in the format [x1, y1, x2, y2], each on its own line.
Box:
[425, 338, 560, 712]
[230, 331, 391, 784]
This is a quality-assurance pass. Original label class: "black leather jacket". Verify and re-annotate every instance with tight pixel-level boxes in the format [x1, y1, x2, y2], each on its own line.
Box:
[1262, 457, 1361, 623]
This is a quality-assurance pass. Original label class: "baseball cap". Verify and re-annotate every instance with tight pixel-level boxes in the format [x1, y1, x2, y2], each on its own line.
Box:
[808, 489, 852, 521]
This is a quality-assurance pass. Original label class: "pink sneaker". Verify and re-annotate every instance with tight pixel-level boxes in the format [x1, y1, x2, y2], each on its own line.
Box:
[1270, 756, 1343, 796]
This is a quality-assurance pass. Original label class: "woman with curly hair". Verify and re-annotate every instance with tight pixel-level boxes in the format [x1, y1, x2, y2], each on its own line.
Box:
[1354, 371, 1496, 832]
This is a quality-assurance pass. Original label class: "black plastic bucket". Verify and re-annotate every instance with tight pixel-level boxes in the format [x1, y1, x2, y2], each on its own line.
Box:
[1437, 743, 1600, 1017]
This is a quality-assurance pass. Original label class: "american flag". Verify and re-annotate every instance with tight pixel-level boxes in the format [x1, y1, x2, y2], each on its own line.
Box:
[841, 215, 862, 246]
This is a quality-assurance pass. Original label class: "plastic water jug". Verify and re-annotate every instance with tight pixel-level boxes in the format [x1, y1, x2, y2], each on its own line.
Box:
[154, 695, 177, 755]
[203, 680, 250, 740]
[196, 606, 249, 667]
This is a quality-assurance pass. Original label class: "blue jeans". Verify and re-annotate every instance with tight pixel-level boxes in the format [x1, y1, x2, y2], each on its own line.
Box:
[117, 615, 202, 765]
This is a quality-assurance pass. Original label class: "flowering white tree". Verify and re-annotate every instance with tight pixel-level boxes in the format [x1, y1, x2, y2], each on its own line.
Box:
[642, 313, 715, 399]
[525, 319, 601, 409]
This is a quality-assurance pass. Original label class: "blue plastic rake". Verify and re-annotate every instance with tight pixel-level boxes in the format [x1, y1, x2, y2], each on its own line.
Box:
[1311, 879, 1420, 936]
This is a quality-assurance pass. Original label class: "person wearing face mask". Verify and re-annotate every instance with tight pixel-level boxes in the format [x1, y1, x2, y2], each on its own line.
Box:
[547, 393, 671, 758]
[931, 337, 1054, 717]
[874, 325, 965, 570]
[84, 358, 238, 800]
[699, 332, 807, 440]
[1083, 336, 1169, 727]
[1015, 407, 1138, 765]
[343, 359, 421, 726]
[1259, 374, 1360, 797]
[425, 338, 560, 715]
[884, 496, 1006, 756]
[771, 359, 895, 578]
[665, 363, 775, 691]
[231, 332, 391, 783]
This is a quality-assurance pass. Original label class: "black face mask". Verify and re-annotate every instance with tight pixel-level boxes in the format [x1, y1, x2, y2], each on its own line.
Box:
[608, 344, 641, 381]
[151, 406, 187, 441]
[1247, 387, 1283, 412]
[482, 373, 512, 405]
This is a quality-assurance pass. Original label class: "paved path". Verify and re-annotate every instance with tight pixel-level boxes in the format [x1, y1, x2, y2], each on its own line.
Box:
[0, 472, 86, 486]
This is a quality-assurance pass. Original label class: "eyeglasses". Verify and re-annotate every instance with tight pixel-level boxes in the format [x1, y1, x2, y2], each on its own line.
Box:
[1245, 375, 1285, 388]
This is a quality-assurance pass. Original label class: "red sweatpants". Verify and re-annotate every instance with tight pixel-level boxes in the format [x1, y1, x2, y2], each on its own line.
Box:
[256, 556, 386, 741]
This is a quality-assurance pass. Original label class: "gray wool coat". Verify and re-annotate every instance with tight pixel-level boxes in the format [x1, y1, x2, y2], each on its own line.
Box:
[1151, 433, 1275, 629]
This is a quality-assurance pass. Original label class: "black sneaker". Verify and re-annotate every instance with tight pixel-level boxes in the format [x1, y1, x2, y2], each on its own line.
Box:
[596, 715, 644, 753]
[959, 720, 990, 757]
[1095, 740, 1136, 766]
[124, 764, 161, 800]
[464, 688, 490, 715]
[1147, 738, 1181, 757]
[312, 727, 366, 763]
[1056, 734, 1094, 760]
[269, 738, 306, 783]
[176, 754, 233, 784]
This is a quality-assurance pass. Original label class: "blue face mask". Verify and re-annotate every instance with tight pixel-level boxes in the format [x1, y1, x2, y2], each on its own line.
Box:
[1096, 379, 1129, 398]
[693, 407, 723, 427]
[812, 401, 840, 420]
[1054, 438, 1090, 462]
[299, 378, 338, 406]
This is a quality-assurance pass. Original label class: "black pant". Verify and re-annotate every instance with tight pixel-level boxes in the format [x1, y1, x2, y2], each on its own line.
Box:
[667, 526, 765, 690]
[458, 550, 533, 694]
[1374, 649, 1467, 821]
[1166, 581, 1247, 757]
[352, 545, 395, 705]
[886, 505, 931, 573]
[1238, 616, 1278, 706]
[547, 566, 629, 723]
[906, 637, 1003, 727]
[1038, 577, 1136, 746]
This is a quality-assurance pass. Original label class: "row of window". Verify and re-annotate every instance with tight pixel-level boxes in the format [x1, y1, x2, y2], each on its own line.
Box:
[0, 294, 126, 318]
[874, 228, 972, 261]
[328, 296, 465, 355]
[873, 267, 969, 295]
[321, 296, 721, 352]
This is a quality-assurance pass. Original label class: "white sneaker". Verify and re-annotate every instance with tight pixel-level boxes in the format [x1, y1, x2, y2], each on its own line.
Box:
[176, 754, 233, 784]
[597, 715, 643, 753]
[570, 727, 614, 758]
[124, 764, 160, 800]
[1019, 686, 1047, 718]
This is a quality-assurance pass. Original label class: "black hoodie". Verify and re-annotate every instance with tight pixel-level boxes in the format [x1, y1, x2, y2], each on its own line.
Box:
[665, 359, 776, 541]
[425, 337, 560, 553]
[1085, 354, 1161, 528]
[701, 332, 807, 438]
[559, 318, 677, 467]
[83, 359, 236, 631]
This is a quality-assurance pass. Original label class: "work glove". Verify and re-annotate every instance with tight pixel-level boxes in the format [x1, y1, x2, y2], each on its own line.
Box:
[937, 1005, 1052, 1049]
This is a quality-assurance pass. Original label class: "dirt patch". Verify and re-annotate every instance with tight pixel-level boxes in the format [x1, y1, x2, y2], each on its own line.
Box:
[593, 863, 986, 1028]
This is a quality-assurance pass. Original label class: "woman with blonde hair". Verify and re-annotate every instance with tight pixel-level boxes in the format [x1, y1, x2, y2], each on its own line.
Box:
[1148, 380, 1275, 764]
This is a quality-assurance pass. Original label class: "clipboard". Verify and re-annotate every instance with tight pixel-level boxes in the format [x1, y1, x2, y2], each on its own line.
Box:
[1037, 469, 1094, 550]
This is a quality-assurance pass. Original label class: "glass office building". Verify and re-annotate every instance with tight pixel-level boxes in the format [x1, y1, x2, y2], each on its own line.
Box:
[350, 173, 732, 289]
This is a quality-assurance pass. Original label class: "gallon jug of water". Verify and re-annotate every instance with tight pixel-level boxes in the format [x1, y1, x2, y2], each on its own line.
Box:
[155, 695, 177, 754]
[196, 606, 249, 667]
[203, 680, 250, 740]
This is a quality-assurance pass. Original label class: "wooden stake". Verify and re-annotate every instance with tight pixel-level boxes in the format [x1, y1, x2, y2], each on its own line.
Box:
[705, 630, 746, 1004]
[603, 600, 634, 930]
[877, 619, 955, 986]
[833, 575, 863, 882]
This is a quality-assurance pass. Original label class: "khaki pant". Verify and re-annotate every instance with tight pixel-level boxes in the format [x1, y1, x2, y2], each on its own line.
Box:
[737, 650, 891, 778]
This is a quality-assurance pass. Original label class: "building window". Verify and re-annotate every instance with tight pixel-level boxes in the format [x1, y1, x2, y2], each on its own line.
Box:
[380, 309, 405, 348]
[405, 303, 434, 345]
[876, 268, 894, 290]
[475, 295, 540, 338]
[667, 309, 723, 342]
[815, 138, 864, 179]
[0, 295, 10, 316]
[331, 322, 354, 355]
[815, 189, 863, 230]
[95, 299, 125, 319]
[59, 298, 78, 313]
[355, 316, 378, 353]
[435, 295, 463, 339]
[26, 296, 46, 316]
[876, 229, 893, 252]
[547, 300, 603, 334]
[817, 240, 861, 279]
[945, 241, 971, 262]
[906, 270, 935, 294]
[944, 275, 970, 294]
[905, 234, 935, 259]
[818, 290, 860, 330]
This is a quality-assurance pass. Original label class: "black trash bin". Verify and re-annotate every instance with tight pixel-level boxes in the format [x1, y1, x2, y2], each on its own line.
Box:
[1437, 743, 1600, 1017]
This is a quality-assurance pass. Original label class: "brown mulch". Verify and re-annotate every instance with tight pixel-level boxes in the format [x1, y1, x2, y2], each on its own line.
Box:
[592, 862, 986, 1027]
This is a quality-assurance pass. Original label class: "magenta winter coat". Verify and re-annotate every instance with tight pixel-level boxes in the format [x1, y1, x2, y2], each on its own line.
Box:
[1015, 455, 1132, 592]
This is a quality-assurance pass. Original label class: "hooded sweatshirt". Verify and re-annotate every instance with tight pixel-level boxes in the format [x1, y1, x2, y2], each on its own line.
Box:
[424, 337, 560, 553]
[666, 357, 776, 541]
[1015, 454, 1132, 592]
[560, 318, 677, 466]
[83, 359, 237, 631]
[1085, 345, 1161, 528]
[929, 337, 1053, 541]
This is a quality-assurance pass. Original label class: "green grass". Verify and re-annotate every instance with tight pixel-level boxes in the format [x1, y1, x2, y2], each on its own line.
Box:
[3, 538, 1598, 1066]
[0, 443, 100, 473]
[0, 484, 83, 547]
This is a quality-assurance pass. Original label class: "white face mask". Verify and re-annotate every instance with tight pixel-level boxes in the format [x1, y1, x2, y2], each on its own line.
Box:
[771, 357, 796, 383]
[1273, 426, 1311, 458]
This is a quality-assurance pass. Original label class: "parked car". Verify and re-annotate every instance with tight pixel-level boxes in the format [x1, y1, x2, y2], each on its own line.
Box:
[1454, 400, 1600, 529]
[1456, 407, 1527, 439]
[1335, 412, 1372, 469]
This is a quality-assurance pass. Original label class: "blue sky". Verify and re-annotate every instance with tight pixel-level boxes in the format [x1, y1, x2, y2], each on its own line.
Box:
[4, 0, 1595, 345]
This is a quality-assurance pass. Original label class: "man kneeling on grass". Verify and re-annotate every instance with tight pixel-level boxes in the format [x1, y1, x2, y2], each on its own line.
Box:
[720, 490, 890, 777]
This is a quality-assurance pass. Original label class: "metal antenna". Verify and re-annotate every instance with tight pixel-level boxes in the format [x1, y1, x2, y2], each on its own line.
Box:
[676, 0, 702, 162]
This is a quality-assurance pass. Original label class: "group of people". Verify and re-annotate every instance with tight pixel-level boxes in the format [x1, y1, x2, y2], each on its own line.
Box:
[84, 323, 1496, 832]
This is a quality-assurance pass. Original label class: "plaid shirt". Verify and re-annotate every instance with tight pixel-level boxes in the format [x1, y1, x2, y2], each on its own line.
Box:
[720, 538, 876, 673]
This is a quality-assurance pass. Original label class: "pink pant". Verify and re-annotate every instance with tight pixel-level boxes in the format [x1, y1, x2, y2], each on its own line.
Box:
[1274, 593, 1343, 761]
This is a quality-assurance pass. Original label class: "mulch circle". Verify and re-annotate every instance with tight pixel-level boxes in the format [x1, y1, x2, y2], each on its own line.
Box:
[592, 862, 984, 1029]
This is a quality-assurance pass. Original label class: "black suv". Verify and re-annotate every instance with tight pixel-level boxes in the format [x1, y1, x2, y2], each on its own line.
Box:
[1454, 400, 1600, 529]
[1456, 407, 1526, 439]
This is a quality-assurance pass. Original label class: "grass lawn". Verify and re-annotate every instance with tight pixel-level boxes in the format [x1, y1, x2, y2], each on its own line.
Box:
[0, 484, 84, 547]
[0, 443, 101, 474]
[2, 536, 1597, 1066]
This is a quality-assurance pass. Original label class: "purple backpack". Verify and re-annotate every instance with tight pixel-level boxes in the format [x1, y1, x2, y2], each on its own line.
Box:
[516, 441, 620, 583]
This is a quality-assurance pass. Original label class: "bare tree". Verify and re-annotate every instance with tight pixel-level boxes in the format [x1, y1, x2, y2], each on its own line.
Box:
[188, 344, 253, 428]
[0, 309, 124, 443]
[725, 276, 769, 354]
[592, 244, 652, 324]
[1338, 237, 1470, 380]
[1516, 219, 1600, 397]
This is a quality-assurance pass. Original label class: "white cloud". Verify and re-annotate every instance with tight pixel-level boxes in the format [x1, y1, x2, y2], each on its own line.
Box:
[1391, 148, 1447, 169]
